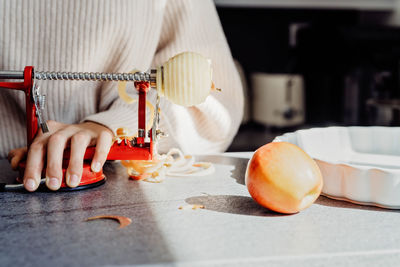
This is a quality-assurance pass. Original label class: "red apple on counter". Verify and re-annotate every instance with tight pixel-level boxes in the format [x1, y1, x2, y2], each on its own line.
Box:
[245, 142, 323, 214]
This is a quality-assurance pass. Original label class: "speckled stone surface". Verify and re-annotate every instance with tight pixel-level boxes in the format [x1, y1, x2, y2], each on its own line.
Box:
[1, 153, 400, 267]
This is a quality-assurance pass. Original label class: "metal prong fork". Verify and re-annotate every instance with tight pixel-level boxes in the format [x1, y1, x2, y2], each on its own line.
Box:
[32, 83, 49, 133]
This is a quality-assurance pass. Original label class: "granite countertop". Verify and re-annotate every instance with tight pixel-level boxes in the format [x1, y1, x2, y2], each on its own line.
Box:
[1, 153, 400, 267]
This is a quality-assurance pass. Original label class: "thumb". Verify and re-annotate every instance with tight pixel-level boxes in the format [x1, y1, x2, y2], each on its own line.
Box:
[8, 147, 28, 170]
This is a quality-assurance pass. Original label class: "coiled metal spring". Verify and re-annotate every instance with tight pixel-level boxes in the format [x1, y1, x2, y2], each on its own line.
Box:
[34, 71, 151, 82]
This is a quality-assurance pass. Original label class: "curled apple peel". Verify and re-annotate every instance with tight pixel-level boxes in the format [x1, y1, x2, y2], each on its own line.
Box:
[121, 148, 215, 183]
[115, 52, 218, 181]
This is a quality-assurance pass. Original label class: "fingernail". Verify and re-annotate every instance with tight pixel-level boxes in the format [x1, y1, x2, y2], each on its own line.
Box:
[69, 174, 80, 187]
[46, 177, 60, 190]
[92, 162, 101, 173]
[25, 178, 37, 191]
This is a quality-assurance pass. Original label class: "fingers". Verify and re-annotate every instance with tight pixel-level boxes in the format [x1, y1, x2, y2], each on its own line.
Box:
[23, 120, 65, 192]
[66, 131, 91, 188]
[45, 131, 70, 190]
[8, 147, 27, 170]
[23, 140, 46, 192]
[91, 130, 113, 173]
[21, 121, 113, 192]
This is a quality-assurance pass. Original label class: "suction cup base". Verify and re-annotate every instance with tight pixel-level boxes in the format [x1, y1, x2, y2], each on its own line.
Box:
[18, 161, 106, 191]
[56, 176, 106, 191]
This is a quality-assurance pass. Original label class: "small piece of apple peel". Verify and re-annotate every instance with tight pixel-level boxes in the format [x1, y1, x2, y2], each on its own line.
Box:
[178, 204, 205, 210]
[85, 215, 132, 229]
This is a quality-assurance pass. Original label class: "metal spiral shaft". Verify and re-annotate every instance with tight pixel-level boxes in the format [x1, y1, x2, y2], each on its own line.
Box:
[0, 68, 157, 87]
[34, 71, 152, 82]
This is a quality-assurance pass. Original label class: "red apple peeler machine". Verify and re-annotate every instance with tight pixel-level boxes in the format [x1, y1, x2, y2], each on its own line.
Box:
[0, 67, 162, 190]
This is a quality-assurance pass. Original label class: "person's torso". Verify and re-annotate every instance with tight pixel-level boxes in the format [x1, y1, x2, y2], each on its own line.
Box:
[0, 0, 166, 157]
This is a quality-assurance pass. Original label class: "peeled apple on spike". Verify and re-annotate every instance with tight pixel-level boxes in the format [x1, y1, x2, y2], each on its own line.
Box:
[245, 142, 323, 214]
[156, 51, 213, 106]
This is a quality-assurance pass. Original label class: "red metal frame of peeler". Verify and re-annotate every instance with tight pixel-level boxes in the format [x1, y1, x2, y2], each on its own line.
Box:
[0, 66, 154, 190]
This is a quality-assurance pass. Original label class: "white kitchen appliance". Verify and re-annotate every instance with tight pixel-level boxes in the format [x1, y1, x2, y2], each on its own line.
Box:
[251, 73, 304, 127]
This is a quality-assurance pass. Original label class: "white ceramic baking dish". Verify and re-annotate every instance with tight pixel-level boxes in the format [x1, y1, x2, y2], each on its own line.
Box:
[274, 126, 400, 209]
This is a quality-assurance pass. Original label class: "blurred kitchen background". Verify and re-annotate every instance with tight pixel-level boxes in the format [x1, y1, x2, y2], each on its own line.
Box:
[219, 0, 400, 151]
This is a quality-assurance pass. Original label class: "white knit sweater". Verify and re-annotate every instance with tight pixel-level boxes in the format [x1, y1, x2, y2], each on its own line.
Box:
[0, 0, 243, 158]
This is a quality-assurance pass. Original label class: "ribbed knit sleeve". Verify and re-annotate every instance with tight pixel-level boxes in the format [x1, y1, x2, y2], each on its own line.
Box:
[152, 0, 244, 154]
[84, 0, 243, 154]
[76, 0, 165, 136]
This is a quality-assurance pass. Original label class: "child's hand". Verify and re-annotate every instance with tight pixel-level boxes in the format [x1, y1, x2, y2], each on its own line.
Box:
[7, 120, 114, 191]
